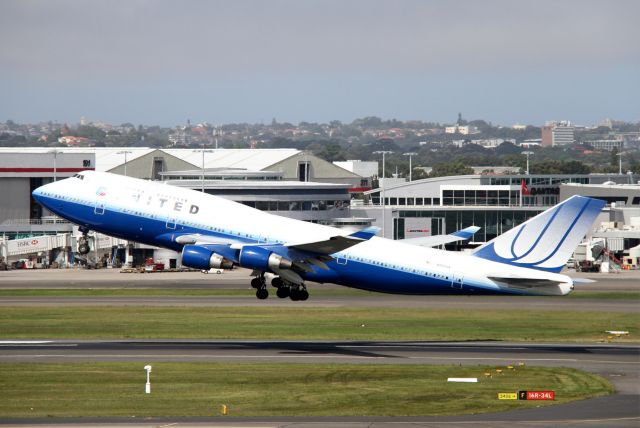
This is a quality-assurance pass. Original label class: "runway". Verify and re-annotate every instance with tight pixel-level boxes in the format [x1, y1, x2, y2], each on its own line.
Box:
[1, 267, 640, 291]
[0, 268, 638, 312]
[0, 269, 638, 426]
[0, 340, 638, 427]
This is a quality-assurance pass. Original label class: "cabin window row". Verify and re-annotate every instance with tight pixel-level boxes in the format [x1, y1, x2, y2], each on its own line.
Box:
[242, 200, 349, 211]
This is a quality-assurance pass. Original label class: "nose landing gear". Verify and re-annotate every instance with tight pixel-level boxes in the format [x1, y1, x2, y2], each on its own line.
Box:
[78, 229, 91, 255]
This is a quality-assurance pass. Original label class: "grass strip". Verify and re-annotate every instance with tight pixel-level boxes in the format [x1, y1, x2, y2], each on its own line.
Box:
[0, 288, 372, 297]
[0, 306, 636, 342]
[0, 288, 636, 300]
[0, 363, 613, 417]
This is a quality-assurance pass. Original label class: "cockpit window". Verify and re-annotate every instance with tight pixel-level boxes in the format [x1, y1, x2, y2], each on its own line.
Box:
[73, 173, 85, 180]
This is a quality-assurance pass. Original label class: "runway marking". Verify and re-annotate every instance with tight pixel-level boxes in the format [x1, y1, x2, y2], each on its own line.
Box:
[0, 354, 386, 359]
[407, 356, 639, 364]
[0, 343, 77, 347]
[0, 340, 53, 344]
[351, 417, 640, 425]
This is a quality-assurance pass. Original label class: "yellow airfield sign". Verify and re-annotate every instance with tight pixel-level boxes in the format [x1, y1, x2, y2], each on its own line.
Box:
[498, 392, 518, 400]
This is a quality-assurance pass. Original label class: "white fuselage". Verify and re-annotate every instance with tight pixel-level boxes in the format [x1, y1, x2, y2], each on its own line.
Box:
[32, 171, 574, 296]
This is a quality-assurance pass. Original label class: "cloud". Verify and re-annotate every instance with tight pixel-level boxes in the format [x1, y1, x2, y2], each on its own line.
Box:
[1, 0, 638, 125]
[1, 0, 638, 81]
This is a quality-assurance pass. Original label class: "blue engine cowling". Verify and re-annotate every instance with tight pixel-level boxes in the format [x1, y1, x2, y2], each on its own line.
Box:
[181, 245, 233, 270]
[238, 246, 293, 272]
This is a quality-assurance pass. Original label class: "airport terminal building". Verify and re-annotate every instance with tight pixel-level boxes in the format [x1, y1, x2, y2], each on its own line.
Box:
[1, 146, 638, 270]
[355, 173, 638, 245]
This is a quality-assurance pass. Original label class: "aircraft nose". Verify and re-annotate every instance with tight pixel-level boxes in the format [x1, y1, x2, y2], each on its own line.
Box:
[32, 182, 48, 200]
[32, 185, 43, 201]
[32, 181, 58, 204]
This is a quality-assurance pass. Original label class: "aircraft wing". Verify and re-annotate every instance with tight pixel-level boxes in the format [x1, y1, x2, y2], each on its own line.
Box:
[174, 226, 380, 253]
[175, 226, 376, 275]
[287, 234, 366, 255]
[401, 226, 480, 247]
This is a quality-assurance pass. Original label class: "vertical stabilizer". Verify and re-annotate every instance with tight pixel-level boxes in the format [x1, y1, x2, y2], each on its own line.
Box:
[472, 196, 605, 272]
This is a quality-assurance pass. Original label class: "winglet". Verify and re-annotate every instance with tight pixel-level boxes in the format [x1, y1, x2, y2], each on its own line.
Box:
[349, 226, 380, 240]
[451, 226, 480, 240]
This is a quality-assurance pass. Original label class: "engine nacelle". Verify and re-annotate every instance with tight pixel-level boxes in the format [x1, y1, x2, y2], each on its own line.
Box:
[181, 245, 233, 270]
[238, 246, 293, 272]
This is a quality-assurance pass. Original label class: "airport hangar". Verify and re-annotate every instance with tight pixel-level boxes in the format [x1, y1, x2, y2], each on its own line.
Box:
[1, 146, 638, 269]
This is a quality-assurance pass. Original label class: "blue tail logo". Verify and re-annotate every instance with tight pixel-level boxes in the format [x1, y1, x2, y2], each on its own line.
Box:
[472, 196, 605, 272]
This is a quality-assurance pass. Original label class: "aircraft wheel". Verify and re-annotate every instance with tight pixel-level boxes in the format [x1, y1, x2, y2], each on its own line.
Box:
[256, 288, 269, 300]
[251, 277, 263, 289]
[78, 243, 90, 255]
[299, 289, 309, 301]
[272, 277, 284, 288]
[289, 288, 300, 301]
[276, 286, 290, 299]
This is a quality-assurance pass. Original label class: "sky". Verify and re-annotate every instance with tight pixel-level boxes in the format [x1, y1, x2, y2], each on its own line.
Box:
[1, 0, 638, 127]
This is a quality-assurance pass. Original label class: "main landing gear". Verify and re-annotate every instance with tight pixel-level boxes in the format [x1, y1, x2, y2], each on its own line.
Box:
[251, 273, 308, 301]
[251, 275, 269, 300]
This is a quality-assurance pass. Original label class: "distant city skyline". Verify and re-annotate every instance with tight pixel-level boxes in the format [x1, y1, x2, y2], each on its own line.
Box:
[1, 0, 638, 127]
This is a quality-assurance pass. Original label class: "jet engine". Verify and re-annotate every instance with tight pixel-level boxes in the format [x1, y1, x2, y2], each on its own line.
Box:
[181, 245, 233, 270]
[238, 245, 293, 272]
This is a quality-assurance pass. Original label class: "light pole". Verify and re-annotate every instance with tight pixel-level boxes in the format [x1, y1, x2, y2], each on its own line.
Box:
[48, 150, 60, 182]
[617, 151, 624, 176]
[117, 150, 132, 177]
[193, 148, 214, 192]
[374, 150, 394, 238]
[403, 152, 417, 182]
[522, 151, 534, 175]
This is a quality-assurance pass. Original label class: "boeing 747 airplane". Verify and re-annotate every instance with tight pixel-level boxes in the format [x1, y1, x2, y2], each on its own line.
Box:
[32, 171, 605, 300]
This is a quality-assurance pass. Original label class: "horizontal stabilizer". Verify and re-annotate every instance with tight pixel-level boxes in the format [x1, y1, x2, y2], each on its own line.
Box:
[488, 276, 564, 288]
[571, 278, 596, 284]
[488, 272, 573, 296]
